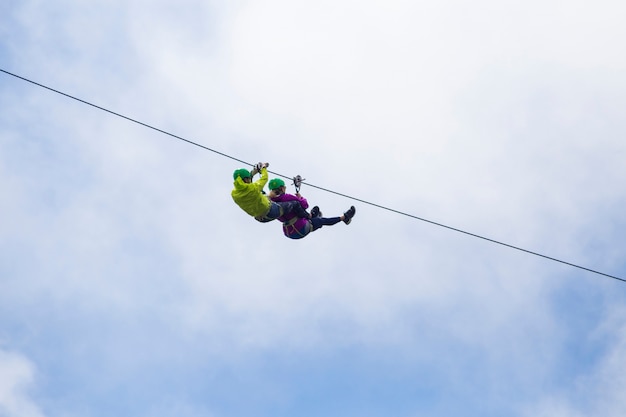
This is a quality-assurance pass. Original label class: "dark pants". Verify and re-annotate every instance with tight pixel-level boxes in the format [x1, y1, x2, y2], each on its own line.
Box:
[255, 201, 308, 222]
[311, 216, 341, 231]
[284, 216, 342, 239]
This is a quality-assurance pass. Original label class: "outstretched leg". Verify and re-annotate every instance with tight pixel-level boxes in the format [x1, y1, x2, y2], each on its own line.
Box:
[311, 216, 341, 231]
[310, 206, 356, 230]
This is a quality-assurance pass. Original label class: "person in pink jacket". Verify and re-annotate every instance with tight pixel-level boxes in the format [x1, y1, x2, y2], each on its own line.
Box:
[268, 178, 356, 239]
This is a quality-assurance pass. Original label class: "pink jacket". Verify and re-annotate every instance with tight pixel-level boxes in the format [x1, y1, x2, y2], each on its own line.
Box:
[271, 193, 310, 235]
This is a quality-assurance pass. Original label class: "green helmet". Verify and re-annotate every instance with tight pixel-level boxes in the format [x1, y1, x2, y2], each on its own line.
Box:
[233, 168, 251, 180]
[269, 178, 285, 190]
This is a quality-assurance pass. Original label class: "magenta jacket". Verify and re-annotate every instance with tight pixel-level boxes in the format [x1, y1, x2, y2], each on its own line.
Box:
[271, 193, 310, 234]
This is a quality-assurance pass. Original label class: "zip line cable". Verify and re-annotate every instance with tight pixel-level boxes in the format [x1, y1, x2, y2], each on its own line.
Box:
[2, 68, 624, 284]
[1, 69, 250, 166]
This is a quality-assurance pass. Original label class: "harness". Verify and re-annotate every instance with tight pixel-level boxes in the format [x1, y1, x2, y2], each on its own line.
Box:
[270, 174, 310, 239]
[282, 216, 311, 239]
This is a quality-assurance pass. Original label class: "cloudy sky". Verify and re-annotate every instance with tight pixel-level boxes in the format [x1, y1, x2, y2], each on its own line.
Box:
[2, 0, 626, 416]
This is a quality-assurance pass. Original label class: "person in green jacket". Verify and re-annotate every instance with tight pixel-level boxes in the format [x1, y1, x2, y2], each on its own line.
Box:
[231, 162, 310, 223]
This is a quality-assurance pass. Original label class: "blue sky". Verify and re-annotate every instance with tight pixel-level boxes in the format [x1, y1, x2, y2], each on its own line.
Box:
[2, 1, 626, 416]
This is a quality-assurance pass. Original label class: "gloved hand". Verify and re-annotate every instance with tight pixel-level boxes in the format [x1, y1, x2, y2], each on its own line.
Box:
[250, 162, 263, 176]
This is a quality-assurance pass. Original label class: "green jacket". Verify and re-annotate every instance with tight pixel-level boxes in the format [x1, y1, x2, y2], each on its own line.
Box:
[231, 168, 271, 217]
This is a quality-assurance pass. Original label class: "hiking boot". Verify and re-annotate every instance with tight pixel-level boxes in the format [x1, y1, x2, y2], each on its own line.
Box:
[310, 206, 322, 218]
[343, 206, 356, 224]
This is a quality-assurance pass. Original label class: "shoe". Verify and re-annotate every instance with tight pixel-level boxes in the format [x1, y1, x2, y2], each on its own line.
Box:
[311, 206, 322, 218]
[343, 206, 356, 224]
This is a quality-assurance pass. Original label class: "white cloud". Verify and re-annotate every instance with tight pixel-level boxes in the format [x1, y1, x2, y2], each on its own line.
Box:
[1, 0, 626, 416]
[0, 349, 44, 417]
[525, 309, 626, 417]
